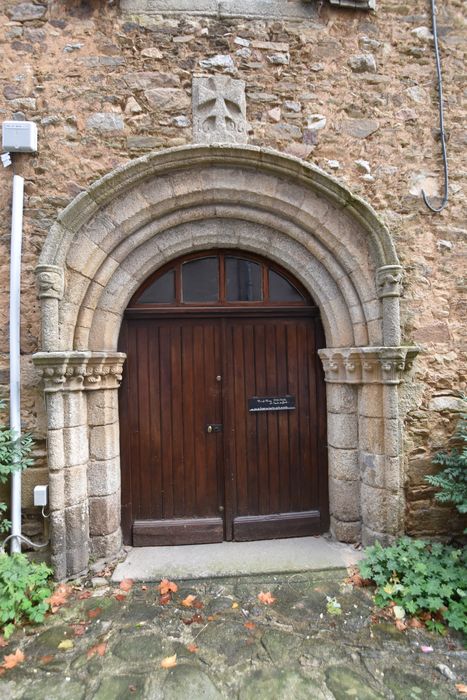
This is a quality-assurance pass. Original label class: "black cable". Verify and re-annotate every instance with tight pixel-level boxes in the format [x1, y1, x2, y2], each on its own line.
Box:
[422, 0, 449, 212]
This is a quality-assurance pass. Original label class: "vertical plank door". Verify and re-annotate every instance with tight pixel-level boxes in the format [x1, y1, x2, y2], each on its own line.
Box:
[223, 315, 326, 540]
[120, 317, 224, 545]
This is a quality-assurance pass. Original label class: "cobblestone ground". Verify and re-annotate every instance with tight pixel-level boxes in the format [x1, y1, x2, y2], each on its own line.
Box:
[1, 569, 465, 699]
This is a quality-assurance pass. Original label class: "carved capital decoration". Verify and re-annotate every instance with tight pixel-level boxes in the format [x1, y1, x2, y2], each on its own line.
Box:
[192, 75, 248, 145]
[33, 351, 126, 392]
[35, 264, 64, 300]
[318, 346, 419, 385]
[376, 265, 404, 299]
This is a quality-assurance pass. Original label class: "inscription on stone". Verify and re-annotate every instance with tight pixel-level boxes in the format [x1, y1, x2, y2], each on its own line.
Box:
[192, 75, 248, 144]
[248, 396, 296, 412]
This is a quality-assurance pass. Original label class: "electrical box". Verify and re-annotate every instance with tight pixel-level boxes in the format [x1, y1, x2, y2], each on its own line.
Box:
[33, 484, 48, 507]
[2, 121, 38, 153]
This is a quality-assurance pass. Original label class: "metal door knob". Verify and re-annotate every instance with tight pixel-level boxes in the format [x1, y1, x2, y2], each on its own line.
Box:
[207, 425, 213, 433]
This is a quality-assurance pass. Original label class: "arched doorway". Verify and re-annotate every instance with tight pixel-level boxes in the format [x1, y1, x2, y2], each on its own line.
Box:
[32, 145, 418, 579]
[118, 251, 328, 545]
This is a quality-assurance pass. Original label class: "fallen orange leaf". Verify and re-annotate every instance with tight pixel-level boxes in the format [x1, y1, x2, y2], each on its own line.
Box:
[258, 591, 276, 605]
[119, 579, 134, 592]
[47, 583, 72, 613]
[72, 624, 87, 637]
[40, 654, 54, 665]
[408, 617, 424, 629]
[158, 579, 178, 595]
[187, 643, 198, 653]
[161, 654, 177, 669]
[395, 619, 408, 632]
[141, 585, 148, 591]
[87, 607, 102, 619]
[244, 621, 256, 630]
[114, 593, 127, 602]
[87, 642, 107, 659]
[159, 592, 172, 605]
[181, 595, 197, 607]
[2, 649, 25, 669]
[455, 684, 467, 694]
[77, 590, 92, 600]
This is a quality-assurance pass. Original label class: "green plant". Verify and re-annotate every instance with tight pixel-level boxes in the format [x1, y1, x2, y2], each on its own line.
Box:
[426, 404, 467, 531]
[0, 400, 33, 533]
[0, 553, 53, 638]
[358, 537, 467, 635]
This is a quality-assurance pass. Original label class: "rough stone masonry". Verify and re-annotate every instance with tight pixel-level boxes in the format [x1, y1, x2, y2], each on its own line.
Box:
[0, 0, 465, 570]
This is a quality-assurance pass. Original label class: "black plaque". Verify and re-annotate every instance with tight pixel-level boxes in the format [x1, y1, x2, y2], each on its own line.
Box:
[248, 396, 296, 412]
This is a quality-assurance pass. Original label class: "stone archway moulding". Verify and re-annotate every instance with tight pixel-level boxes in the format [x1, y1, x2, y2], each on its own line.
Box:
[32, 145, 418, 579]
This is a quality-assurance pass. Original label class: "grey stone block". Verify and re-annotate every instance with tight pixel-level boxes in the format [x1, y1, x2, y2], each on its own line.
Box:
[327, 413, 358, 450]
[361, 483, 402, 535]
[328, 447, 360, 482]
[329, 477, 361, 522]
[89, 494, 121, 536]
[326, 384, 358, 414]
[88, 458, 120, 497]
[90, 529, 122, 559]
[330, 516, 361, 544]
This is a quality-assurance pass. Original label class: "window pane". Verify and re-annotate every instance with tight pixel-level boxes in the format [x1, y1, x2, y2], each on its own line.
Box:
[182, 257, 219, 302]
[226, 257, 262, 301]
[269, 269, 304, 302]
[137, 269, 175, 304]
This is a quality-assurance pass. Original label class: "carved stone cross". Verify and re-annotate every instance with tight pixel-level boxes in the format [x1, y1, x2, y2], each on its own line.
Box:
[192, 75, 248, 144]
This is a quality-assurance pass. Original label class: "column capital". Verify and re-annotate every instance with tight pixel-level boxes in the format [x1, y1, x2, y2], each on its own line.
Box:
[33, 351, 126, 392]
[376, 265, 404, 299]
[318, 346, 419, 385]
[35, 264, 64, 300]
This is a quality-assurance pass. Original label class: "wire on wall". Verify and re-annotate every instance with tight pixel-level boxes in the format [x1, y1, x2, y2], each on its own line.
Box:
[422, 0, 449, 213]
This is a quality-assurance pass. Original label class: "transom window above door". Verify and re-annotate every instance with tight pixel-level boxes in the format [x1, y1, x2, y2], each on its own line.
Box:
[131, 252, 312, 307]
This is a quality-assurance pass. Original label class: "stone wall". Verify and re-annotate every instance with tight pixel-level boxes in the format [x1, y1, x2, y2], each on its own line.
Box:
[0, 0, 465, 545]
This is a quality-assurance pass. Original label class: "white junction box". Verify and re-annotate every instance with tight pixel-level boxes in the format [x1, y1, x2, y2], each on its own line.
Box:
[34, 484, 48, 507]
[2, 120, 38, 153]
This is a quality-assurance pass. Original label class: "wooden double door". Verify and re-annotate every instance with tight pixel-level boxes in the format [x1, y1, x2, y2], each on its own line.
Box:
[119, 253, 328, 546]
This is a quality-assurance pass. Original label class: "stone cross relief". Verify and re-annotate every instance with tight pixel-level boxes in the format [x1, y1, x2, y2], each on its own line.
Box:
[192, 75, 248, 145]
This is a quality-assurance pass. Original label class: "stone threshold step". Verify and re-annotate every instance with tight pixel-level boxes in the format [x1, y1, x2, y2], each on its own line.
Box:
[112, 536, 364, 582]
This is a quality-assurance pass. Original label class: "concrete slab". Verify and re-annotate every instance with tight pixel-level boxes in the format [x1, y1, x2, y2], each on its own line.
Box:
[112, 536, 364, 581]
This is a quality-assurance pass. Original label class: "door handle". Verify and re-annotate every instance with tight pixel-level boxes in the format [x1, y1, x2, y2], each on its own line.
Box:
[206, 424, 223, 433]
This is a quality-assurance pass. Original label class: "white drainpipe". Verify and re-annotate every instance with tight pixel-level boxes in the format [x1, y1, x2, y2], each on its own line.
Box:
[9, 173, 25, 554]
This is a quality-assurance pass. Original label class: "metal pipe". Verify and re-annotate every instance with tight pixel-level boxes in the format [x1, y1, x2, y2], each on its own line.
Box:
[9, 173, 24, 554]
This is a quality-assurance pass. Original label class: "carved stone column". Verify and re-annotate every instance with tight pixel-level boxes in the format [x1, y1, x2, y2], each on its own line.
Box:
[35, 265, 64, 351]
[319, 346, 418, 546]
[376, 265, 404, 347]
[33, 351, 125, 579]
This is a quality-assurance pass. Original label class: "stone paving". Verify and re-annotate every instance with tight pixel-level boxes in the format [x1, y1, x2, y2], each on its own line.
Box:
[1, 569, 465, 699]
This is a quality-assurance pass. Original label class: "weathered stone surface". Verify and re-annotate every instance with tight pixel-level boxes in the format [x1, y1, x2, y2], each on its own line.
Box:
[7, 3, 46, 21]
[164, 665, 222, 700]
[145, 88, 190, 111]
[86, 114, 124, 132]
[192, 75, 247, 144]
[124, 71, 180, 89]
[325, 666, 385, 700]
[240, 669, 324, 700]
[340, 119, 379, 139]
[348, 54, 377, 73]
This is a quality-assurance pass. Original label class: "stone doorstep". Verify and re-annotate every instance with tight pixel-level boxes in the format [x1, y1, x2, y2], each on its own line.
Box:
[111, 536, 364, 582]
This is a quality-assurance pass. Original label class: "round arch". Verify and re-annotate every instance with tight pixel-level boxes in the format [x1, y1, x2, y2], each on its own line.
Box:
[32, 145, 418, 579]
